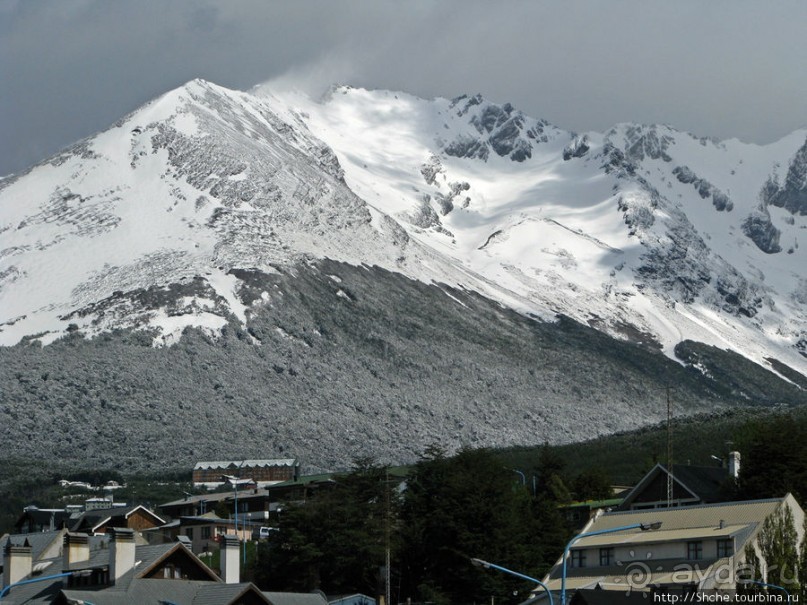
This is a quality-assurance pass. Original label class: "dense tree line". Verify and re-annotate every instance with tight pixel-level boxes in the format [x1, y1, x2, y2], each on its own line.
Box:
[250, 420, 807, 603]
[732, 413, 807, 503]
[253, 447, 575, 605]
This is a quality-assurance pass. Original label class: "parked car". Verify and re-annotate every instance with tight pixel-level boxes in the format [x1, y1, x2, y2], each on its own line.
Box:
[252, 526, 277, 540]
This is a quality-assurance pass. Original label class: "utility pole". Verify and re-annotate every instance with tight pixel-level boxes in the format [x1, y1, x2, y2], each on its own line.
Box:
[385, 468, 391, 605]
[666, 386, 673, 507]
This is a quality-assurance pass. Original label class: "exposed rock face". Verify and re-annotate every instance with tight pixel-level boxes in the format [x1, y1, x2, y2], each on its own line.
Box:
[444, 94, 551, 162]
[563, 135, 590, 160]
[407, 195, 452, 236]
[600, 144, 637, 177]
[742, 208, 782, 254]
[433, 181, 470, 215]
[444, 135, 490, 161]
[763, 138, 807, 215]
[673, 166, 734, 212]
[420, 154, 445, 186]
[623, 125, 674, 162]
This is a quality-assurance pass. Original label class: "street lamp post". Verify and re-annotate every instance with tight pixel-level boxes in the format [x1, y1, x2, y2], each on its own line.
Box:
[223, 465, 248, 565]
[561, 521, 661, 605]
[471, 558, 554, 605]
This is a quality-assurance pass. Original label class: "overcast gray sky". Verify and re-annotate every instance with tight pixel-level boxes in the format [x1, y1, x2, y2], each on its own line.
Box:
[2, 0, 806, 176]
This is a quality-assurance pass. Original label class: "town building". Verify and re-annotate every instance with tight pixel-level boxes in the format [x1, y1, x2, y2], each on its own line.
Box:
[13, 508, 71, 535]
[617, 456, 739, 511]
[0, 527, 315, 604]
[147, 515, 261, 554]
[192, 459, 300, 489]
[68, 504, 165, 535]
[539, 494, 805, 599]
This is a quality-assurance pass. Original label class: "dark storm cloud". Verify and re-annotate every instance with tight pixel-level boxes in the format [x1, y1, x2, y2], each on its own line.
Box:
[2, 0, 806, 175]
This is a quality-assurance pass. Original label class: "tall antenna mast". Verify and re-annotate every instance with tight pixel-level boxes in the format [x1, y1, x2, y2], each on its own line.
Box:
[666, 386, 673, 507]
[385, 468, 391, 605]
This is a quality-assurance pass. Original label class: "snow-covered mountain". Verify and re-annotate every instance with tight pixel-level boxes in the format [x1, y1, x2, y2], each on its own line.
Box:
[260, 84, 807, 374]
[1, 79, 805, 469]
[3, 79, 805, 372]
[0, 80, 478, 347]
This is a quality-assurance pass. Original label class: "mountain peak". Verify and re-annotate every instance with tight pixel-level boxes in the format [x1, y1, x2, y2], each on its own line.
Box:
[2, 79, 806, 374]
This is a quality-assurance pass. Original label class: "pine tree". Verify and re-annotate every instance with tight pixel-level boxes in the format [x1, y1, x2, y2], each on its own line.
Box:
[400, 447, 558, 605]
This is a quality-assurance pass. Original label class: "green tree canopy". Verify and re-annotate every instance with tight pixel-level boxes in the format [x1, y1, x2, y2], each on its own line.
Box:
[399, 446, 563, 605]
[255, 458, 399, 596]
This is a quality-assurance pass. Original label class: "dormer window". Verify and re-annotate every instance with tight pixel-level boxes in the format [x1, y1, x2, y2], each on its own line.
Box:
[687, 541, 703, 560]
[717, 538, 733, 557]
[162, 563, 183, 579]
[570, 550, 586, 568]
[599, 547, 614, 566]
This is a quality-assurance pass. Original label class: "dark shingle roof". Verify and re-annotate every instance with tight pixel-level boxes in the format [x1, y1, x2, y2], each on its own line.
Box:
[69, 505, 164, 532]
[0, 575, 66, 605]
[661, 464, 730, 503]
[160, 490, 240, 509]
[265, 592, 329, 605]
[0, 530, 64, 562]
[62, 579, 270, 604]
[14, 508, 71, 532]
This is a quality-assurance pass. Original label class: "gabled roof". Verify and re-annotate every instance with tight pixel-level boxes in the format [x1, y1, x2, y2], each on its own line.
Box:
[69, 505, 165, 533]
[14, 508, 71, 531]
[0, 529, 65, 562]
[661, 464, 730, 502]
[136, 542, 221, 582]
[618, 463, 730, 509]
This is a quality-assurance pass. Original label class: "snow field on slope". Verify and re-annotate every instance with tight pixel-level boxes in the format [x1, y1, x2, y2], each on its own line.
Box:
[264, 85, 806, 373]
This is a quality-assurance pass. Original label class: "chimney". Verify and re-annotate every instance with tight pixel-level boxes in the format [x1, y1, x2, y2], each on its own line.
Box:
[220, 534, 240, 584]
[728, 451, 741, 479]
[109, 528, 136, 584]
[63, 532, 90, 570]
[3, 539, 33, 588]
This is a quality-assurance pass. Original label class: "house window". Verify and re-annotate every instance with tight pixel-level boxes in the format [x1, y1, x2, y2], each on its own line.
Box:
[717, 539, 733, 557]
[687, 541, 702, 560]
[186, 527, 194, 540]
[599, 547, 614, 566]
[201, 526, 211, 540]
[570, 550, 586, 568]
